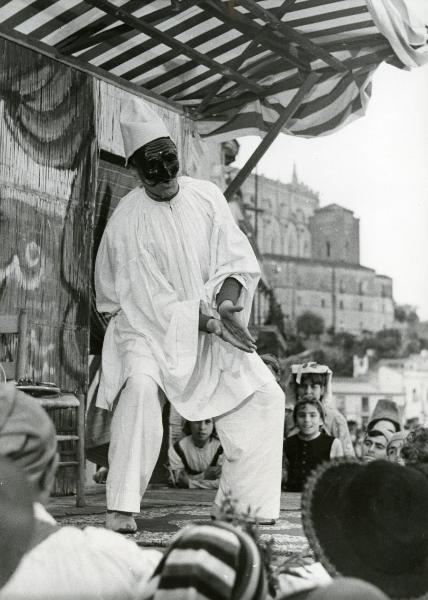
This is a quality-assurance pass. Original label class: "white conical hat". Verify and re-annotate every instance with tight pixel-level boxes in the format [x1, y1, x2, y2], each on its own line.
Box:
[120, 97, 171, 162]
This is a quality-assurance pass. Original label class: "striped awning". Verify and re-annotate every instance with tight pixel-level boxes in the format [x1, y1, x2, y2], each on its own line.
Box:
[0, 0, 427, 141]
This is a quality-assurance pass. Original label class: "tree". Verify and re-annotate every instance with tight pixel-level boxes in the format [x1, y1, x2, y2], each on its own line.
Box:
[296, 311, 325, 338]
[264, 290, 286, 337]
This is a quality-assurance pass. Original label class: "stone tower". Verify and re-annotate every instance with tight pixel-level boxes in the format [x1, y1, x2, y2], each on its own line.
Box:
[310, 204, 360, 264]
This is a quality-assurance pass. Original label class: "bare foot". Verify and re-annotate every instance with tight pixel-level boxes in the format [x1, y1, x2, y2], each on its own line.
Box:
[106, 511, 137, 533]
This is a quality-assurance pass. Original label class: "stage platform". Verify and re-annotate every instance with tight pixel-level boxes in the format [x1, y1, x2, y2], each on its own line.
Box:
[48, 486, 309, 557]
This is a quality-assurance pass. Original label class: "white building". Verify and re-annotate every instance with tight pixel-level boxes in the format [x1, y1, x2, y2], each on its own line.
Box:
[331, 352, 428, 427]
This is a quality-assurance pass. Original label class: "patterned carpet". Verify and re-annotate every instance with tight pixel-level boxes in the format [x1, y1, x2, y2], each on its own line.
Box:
[51, 488, 310, 557]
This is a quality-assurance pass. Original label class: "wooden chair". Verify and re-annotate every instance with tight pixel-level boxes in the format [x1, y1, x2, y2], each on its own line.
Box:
[0, 309, 28, 382]
[0, 309, 85, 507]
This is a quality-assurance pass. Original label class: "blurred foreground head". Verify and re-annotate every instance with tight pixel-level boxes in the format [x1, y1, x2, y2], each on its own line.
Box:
[0, 456, 34, 589]
[0, 383, 58, 501]
[302, 458, 428, 599]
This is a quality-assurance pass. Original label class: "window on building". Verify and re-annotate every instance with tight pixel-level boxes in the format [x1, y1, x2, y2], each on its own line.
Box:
[297, 295, 301, 305]
[359, 302, 363, 311]
[358, 281, 364, 295]
[321, 299, 326, 308]
[361, 396, 369, 414]
[339, 300, 344, 310]
[326, 241, 331, 257]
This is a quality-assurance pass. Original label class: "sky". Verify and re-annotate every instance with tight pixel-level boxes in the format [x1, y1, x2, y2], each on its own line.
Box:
[234, 62, 428, 320]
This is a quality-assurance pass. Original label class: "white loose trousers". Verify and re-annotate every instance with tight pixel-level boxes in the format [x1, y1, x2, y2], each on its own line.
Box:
[106, 374, 284, 517]
[214, 379, 285, 520]
[106, 375, 164, 513]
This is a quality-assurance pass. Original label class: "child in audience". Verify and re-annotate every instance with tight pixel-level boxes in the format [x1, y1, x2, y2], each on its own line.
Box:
[387, 431, 408, 465]
[285, 362, 355, 456]
[283, 397, 343, 492]
[168, 419, 223, 489]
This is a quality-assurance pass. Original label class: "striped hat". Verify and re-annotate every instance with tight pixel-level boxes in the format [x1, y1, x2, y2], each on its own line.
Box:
[140, 522, 266, 600]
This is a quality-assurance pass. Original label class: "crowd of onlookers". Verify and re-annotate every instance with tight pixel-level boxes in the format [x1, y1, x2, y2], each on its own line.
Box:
[1, 356, 428, 599]
[162, 355, 425, 494]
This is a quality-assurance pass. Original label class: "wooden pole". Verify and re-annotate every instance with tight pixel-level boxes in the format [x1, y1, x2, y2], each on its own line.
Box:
[76, 392, 86, 507]
[224, 71, 318, 200]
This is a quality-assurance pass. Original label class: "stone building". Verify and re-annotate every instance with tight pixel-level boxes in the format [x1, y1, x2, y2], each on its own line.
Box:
[234, 166, 394, 335]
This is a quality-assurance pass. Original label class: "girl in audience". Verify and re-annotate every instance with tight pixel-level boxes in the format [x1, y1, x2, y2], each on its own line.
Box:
[283, 397, 343, 492]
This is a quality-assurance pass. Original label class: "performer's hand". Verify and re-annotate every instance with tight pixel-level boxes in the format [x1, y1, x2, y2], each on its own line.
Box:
[218, 300, 256, 352]
[206, 317, 255, 353]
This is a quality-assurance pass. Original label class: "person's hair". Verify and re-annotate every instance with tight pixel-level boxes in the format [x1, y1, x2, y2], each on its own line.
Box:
[364, 429, 388, 443]
[260, 354, 281, 378]
[401, 427, 428, 465]
[183, 419, 217, 439]
[293, 397, 325, 424]
[368, 418, 400, 433]
[294, 373, 327, 388]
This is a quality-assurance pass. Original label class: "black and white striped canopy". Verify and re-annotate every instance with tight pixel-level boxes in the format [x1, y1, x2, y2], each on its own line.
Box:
[0, 0, 426, 140]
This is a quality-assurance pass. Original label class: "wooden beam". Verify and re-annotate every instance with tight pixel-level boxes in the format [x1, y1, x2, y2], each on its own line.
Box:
[224, 72, 318, 201]
[197, 35, 263, 115]
[83, 0, 265, 96]
[200, 0, 311, 73]
[58, 0, 198, 54]
[0, 25, 185, 115]
[57, 23, 130, 54]
[239, 0, 348, 72]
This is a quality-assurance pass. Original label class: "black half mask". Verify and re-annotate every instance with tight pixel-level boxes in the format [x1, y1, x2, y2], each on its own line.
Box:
[132, 137, 179, 184]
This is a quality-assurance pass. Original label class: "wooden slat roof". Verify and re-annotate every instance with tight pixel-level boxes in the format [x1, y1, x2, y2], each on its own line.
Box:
[0, 0, 422, 141]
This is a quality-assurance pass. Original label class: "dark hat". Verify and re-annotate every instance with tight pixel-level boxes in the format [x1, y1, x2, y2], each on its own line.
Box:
[368, 399, 401, 432]
[307, 577, 389, 600]
[0, 456, 34, 589]
[302, 458, 428, 599]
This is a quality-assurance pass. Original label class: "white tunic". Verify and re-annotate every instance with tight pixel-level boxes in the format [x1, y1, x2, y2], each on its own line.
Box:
[95, 176, 272, 420]
[0, 504, 161, 600]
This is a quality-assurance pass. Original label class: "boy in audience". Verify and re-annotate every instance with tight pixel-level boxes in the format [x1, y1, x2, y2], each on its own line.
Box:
[168, 418, 223, 489]
[283, 397, 343, 492]
[387, 431, 408, 465]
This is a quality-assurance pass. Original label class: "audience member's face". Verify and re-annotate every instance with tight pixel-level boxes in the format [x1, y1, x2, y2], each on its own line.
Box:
[132, 137, 179, 201]
[297, 376, 325, 402]
[190, 419, 214, 447]
[362, 434, 388, 463]
[387, 440, 405, 465]
[295, 403, 322, 439]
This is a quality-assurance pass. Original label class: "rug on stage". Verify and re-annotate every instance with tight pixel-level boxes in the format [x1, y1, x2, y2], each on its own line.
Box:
[56, 502, 310, 557]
